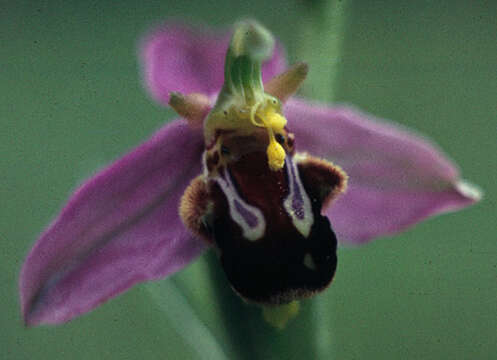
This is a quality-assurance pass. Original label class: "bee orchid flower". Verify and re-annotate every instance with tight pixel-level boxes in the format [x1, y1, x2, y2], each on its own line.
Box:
[20, 21, 480, 326]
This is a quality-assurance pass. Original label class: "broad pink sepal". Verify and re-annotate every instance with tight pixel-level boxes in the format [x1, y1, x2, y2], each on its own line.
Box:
[285, 98, 480, 244]
[20, 120, 205, 325]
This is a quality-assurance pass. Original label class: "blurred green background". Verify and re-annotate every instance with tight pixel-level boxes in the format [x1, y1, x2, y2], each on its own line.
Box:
[2, 0, 495, 359]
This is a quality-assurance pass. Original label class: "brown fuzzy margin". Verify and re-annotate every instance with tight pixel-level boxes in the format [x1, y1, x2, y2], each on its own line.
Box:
[179, 175, 214, 244]
[295, 153, 348, 211]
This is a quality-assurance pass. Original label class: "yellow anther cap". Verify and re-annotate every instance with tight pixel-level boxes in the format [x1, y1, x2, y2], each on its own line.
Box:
[267, 140, 286, 171]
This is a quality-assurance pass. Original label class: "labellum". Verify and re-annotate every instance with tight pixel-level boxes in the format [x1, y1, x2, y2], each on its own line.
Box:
[176, 21, 347, 307]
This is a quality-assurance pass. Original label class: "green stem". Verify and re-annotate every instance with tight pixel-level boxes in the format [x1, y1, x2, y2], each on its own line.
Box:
[205, 252, 320, 359]
[297, 0, 349, 102]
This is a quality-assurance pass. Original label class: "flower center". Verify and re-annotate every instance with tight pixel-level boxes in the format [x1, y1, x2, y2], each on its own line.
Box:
[204, 21, 289, 172]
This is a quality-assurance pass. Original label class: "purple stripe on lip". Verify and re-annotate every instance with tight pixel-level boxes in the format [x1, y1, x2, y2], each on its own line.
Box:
[287, 158, 305, 220]
[234, 198, 259, 228]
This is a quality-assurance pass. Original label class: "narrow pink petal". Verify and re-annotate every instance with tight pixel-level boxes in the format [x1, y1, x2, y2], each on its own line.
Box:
[285, 98, 481, 244]
[20, 120, 206, 325]
[140, 23, 286, 105]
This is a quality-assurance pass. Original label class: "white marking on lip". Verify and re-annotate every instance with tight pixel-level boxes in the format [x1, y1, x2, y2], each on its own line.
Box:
[283, 155, 314, 238]
[214, 167, 266, 242]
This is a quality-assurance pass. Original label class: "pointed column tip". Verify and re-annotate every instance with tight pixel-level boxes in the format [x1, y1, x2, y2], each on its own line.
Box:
[231, 20, 275, 60]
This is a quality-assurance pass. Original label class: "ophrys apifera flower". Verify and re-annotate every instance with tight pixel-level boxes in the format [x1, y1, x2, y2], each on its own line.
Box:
[19, 21, 480, 326]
